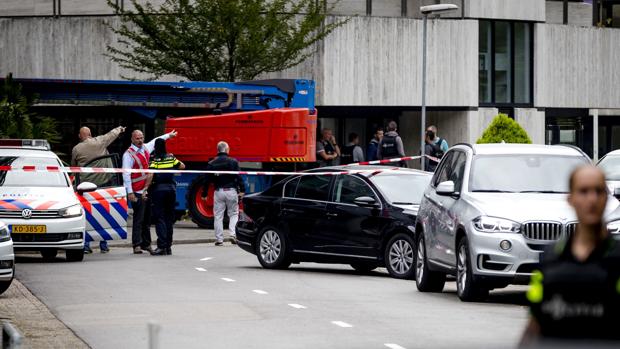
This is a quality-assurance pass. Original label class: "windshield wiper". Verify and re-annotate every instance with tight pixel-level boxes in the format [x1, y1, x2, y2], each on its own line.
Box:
[519, 190, 568, 194]
[471, 189, 515, 193]
[392, 202, 415, 205]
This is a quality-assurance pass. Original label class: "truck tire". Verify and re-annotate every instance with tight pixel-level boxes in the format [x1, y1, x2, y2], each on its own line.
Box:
[187, 176, 218, 229]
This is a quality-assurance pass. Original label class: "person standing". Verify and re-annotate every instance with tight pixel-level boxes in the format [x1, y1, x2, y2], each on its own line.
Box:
[316, 128, 340, 167]
[426, 125, 449, 154]
[377, 121, 406, 167]
[340, 132, 364, 165]
[71, 125, 125, 254]
[143, 139, 185, 256]
[520, 166, 620, 346]
[122, 129, 177, 255]
[201, 141, 245, 246]
[367, 127, 383, 162]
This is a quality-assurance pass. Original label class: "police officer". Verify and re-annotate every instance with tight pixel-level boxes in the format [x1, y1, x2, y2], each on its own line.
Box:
[521, 165, 620, 346]
[144, 139, 185, 256]
[201, 141, 245, 246]
[377, 121, 406, 167]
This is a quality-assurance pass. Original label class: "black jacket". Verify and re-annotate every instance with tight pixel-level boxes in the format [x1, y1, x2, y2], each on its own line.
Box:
[201, 153, 245, 196]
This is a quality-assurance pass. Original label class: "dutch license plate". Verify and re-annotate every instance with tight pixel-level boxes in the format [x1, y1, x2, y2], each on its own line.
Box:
[11, 225, 47, 233]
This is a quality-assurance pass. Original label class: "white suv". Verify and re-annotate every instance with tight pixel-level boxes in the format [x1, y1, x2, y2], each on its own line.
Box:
[415, 144, 619, 301]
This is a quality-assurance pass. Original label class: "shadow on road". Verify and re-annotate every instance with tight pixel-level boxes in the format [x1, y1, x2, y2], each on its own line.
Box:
[239, 264, 392, 278]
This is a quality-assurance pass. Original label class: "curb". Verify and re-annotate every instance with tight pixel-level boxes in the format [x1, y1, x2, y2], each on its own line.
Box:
[105, 237, 233, 249]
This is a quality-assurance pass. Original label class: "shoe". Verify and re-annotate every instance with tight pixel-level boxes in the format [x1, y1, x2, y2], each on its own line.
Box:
[84, 246, 93, 254]
[100, 246, 110, 254]
[230, 236, 238, 245]
[141, 246, 154, 253]
[133, 246, 143, 254]
[150, 248, 167, 256]
[215, 241, 223, 246]
[166, 248, 172, 255]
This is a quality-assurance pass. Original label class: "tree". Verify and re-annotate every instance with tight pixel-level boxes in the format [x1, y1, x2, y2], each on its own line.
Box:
[477, 114, 532, 144]
[107, 0, 345, 81]
[0, 73, 61, 143]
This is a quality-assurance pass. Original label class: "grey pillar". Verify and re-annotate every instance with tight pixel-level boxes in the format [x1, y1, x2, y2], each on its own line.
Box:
[421, 14, 428, 171]
[592, 109, 599, 161]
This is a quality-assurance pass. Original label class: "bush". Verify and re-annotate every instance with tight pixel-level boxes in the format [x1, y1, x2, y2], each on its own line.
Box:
[477, 114, 532, 144]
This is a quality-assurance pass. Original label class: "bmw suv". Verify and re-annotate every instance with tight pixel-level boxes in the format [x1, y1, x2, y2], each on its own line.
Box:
[415, 144, 619, 301]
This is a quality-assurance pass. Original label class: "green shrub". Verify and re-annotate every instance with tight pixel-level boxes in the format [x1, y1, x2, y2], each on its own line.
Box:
[477, 114, 532, 144]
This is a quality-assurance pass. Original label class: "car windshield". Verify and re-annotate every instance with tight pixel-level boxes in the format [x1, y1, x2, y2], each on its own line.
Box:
[370, 173, 431, 205]
[0, 156, 68, 187]
[470, 155, 587, 193]
[598, 155, 620, 181]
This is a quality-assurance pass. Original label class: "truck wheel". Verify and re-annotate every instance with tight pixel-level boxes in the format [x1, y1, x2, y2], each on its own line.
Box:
[187, 176, 215, 229]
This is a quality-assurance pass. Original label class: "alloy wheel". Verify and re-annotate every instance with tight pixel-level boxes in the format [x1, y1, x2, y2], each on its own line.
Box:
[389, 239, 414, 275]
[457, 244, 467, 294]
[416, 238, 425, 283]
[259, 230, 281, 264]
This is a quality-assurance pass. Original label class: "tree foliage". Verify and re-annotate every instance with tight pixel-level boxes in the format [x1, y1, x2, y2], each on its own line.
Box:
[477, 114, 532, 144]
[107, 0, 345, 81]
[0, 73, 61, 143]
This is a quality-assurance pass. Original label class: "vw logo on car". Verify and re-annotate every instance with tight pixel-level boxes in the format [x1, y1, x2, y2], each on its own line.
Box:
[21, 209, 32, 219]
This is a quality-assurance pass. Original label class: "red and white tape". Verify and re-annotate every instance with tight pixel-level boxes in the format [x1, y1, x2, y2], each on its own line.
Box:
[0, 155, 439, 176]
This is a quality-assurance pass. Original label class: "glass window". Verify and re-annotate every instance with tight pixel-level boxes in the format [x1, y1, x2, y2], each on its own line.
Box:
[598, 155, 620, 181]
[295, 176, 330, 201]
[370, 173, 431, 205]
[494, 21, 511, 104]
[448, 152, 467, 192]
[283, 177, 299, 198]
[479, 21, 492, 104]
[333, 176, 376, 205]
[514, 22, 531, 104]
[433, 152, 454, 187]
[0, 157, 68, 187]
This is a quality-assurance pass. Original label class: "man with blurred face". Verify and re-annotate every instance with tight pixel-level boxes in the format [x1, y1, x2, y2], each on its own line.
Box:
[521, 166, 620, 346]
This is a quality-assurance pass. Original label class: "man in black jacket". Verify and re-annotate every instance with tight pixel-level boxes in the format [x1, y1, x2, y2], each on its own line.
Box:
[201, 141, 245, 246]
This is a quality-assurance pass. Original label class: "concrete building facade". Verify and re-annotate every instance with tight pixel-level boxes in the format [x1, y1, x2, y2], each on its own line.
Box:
[2, 0, 620, 162]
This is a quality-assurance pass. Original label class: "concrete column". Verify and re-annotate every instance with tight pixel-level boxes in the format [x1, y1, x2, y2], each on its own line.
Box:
[591, 108, 599, 161]
[514, 108, 545, 144]
[468, 107, 498, 143]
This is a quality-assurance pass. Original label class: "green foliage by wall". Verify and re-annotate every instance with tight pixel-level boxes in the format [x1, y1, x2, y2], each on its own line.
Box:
[477, 114, 532, 144]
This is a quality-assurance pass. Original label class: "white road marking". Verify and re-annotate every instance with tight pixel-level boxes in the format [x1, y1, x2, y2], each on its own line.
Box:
[331, 321, 353, 328]
[384, 344, 406, 349]
[252, 289, 268, 295]
[287, 303, 307, 309]
[221, 278, 236, 282]
[194, 267, 207, 272]
[200, 257, 213, 261]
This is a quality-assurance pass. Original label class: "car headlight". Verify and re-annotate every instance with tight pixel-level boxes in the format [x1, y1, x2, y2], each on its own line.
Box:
[473, 216, 520, 233]
[607, 220, 620, 235]
[59, 204, 83, 218]
[0, 227, 10, 242]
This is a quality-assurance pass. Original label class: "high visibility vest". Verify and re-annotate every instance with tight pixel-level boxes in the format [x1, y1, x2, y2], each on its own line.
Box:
[126, 147, 150, 192]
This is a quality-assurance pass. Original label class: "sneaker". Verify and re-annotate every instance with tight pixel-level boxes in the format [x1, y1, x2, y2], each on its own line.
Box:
[230, 236, 238, 245]
[84, 246, 93, 254]
[150, 248, 167, 256]
[215, 241, 224, 246]
[100, 246, 110, 254]
[133, 246, 143, 254]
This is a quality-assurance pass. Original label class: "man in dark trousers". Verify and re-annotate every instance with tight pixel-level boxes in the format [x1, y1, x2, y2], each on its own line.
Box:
[201, 141, 245, 246]
[521, 165, 620, 347]
[378, 121, 406, 167]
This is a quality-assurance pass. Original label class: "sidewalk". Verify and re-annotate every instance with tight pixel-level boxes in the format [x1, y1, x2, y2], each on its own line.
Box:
[0, 280, 89, 349]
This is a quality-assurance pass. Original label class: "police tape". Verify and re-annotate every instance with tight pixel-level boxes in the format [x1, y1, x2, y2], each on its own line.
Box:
[0, 155, 439, 176]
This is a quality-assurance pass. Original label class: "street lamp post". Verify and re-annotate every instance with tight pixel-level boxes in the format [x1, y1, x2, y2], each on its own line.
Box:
[419, 4, 458, 171]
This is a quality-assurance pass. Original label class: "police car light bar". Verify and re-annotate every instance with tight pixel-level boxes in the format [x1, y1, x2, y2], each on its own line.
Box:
[0, 139, 51, 150]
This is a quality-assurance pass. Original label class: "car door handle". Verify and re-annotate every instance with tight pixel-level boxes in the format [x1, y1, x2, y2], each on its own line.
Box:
[326, 212, 338, 217]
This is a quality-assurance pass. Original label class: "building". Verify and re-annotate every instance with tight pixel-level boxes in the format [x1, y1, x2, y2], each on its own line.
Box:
[1, 0, 620, 163]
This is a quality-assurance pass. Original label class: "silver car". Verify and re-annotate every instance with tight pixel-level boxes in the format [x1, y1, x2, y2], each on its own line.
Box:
[415, 144, 619, 301]
[0, 221, 15, 295]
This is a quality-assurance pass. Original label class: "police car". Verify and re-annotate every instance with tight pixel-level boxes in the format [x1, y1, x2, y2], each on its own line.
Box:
[0, 221, 14, 295]
[0, 140, 128, 261]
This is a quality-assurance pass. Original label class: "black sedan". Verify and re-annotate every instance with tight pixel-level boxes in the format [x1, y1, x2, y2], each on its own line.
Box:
[236, 166, 432, 279]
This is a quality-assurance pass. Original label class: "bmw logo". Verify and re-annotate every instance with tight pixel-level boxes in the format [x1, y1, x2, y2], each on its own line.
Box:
[21, 209, 32, 219]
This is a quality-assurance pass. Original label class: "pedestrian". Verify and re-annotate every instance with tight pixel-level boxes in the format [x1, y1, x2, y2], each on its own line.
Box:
[424, 127, 445, 172]
[201, 141, 245, 246]
[426, 125, 449, 155]
[367, 127, 383, 162]
[122, 129, 178, 255]
[316, 128, 341, 167]
[143, 139, 185, 256]
[340, 132, 364, 165]
[377, 121, 406, 167]
[520, 165, 620, 346]
[71, 125, 125, 254]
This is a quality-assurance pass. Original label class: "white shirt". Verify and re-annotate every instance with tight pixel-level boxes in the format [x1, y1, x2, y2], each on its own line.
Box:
[122, 133, 171, 194]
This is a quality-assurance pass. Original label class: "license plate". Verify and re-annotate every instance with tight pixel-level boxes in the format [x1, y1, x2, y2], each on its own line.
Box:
[11, 225, 47, 233]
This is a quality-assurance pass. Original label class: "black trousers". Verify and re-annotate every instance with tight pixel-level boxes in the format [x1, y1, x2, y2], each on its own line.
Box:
[131, 193, 152, 248]
[151, 184, 176, 249]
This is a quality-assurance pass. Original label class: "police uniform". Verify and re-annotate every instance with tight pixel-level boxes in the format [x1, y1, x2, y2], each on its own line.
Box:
[148, 153, 182, 255]
[527, 235, 620, 341]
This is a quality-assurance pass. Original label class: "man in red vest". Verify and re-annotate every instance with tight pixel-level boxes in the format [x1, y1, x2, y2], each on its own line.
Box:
[122, 129, 177, 254]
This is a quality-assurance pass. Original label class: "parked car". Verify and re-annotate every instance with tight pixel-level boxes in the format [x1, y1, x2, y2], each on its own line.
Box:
[236, 166, 432, 279]
[415, 143, 619, 301]
[0, 221, 14, 295]
[596, 149, 620, 199]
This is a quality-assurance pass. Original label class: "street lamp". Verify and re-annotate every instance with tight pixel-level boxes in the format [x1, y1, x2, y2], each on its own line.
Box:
[419, 4, 458, 171]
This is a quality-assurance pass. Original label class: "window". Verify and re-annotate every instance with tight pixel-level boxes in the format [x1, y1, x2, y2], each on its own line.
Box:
[333, 176, 376, 205]
[283, 177, 299, 198]
[432, 152, 454, 187]
[0, 157, 68, 187]
[295, 176, 331, 201]
[448, 152, 467, 193]
[479, 20, 533, 105]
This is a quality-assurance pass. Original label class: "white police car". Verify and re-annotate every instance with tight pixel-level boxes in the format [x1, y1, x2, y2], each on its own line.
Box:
[0, 221, 14, 295]
[0, 140, 128, 261]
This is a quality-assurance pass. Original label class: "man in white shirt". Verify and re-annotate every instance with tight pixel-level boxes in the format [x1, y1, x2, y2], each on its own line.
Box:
[122, 129, 177, 254]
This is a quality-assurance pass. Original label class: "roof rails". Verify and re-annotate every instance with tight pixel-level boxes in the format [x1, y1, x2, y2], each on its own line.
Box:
[553, 144, 591, 160]
[453, 143, 475, 154]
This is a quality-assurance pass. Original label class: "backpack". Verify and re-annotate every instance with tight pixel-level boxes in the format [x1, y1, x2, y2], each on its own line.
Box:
[430, 138, 444, 159]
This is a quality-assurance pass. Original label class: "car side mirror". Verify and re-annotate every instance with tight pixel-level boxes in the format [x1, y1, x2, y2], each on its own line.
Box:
[353, 196, 379, 208]
[76, 182, 98, 194]
[436, 181, 456, 196]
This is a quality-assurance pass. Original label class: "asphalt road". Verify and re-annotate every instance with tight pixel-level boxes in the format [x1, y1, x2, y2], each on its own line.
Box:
[15, 243, 529, 349]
